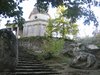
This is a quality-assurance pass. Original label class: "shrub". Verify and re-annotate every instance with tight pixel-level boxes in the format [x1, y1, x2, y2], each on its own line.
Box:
[42, 38, 64, 60]
[19, 37, 65, 60]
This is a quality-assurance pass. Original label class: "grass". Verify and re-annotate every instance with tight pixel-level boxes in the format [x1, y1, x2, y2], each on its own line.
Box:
[43, 55, 69, 64]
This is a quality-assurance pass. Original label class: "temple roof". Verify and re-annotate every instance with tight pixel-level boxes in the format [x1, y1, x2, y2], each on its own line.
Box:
[32, 7, 39, 14]
[29, 7, 50, 19]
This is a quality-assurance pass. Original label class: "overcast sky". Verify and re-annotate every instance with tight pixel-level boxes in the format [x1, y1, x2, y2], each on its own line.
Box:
[0, 0, 100, 37]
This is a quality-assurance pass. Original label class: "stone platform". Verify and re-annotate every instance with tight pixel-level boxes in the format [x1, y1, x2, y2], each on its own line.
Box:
[63, 67, 100, 75]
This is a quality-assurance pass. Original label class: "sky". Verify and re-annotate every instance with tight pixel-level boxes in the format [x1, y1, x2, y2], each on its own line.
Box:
[0, 0, 100, 38]
[0, 0, 56, 28]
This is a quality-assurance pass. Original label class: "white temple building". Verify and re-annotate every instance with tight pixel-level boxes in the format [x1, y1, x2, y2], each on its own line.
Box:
[6, 7, 50, 38]
[23, 7, 50, 37]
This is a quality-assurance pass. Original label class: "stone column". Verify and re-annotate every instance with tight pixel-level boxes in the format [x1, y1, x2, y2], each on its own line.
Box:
[16, 25, 19, 38]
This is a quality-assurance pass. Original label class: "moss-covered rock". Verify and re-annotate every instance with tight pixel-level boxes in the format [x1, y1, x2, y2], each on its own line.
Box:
[0, 29, 18, 72]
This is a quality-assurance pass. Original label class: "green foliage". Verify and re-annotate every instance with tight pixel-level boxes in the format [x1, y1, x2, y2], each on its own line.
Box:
[13, 16, 25, 30]
[42, 54, 70, 64]
[42, 38, 64, 59]
[19, 36, 73, 65]
[0, 0, 24, 27]
[36, 0, 100, 26]
[27, 37, 65, 60]
[6, 17, 25, 30]
[0, 0, 23, 18]
[46, 18, 54, 37]
[46, 5, 79, 38]
[19, 36, 48, 42]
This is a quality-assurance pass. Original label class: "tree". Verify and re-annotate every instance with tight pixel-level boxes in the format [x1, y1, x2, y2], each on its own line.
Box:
[46, 18, 54, 37]
[36, 0, 100, 26]
[46, 5, 79, 39]
[0, 0, 24, 26]
[5, 17, 25, 30]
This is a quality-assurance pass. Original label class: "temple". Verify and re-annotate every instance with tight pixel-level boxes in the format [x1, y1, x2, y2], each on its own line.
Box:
[6, 7, 50, 38]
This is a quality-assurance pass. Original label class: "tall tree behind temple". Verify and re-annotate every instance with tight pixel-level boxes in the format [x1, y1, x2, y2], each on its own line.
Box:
[0, 0, 25, 26]
[36, 0, 100, 26]
[46, 5, 78, 39]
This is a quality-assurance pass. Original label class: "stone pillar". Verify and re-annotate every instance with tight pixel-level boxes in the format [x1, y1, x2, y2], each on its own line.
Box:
[0, 29, 18, 73]
[16, 26, 19, 38]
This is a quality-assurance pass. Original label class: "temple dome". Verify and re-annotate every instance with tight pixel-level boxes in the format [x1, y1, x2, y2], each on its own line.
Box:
[29, 7, 50, 20]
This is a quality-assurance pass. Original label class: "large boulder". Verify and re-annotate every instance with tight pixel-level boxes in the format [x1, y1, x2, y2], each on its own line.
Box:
[69, 43, 98, 69]
[63, 39, 75, 56]
[0, 29, 18, 72]
[87, 44, 99, 49]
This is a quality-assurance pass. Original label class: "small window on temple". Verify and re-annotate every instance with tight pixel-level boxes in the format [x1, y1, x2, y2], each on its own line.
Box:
[35, 16, 37, 19]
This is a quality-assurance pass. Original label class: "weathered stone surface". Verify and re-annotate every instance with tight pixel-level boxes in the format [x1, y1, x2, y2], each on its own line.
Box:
[0, 29, 18, 72]
[87, 44, 99, 50]
[67, 43, 100, 69]
[18, 38, 43, 51]
[63, 66, 100, 75]
[63, 39, 75, 56]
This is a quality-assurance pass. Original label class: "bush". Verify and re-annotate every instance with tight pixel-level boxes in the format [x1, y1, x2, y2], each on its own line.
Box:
[42, 38, 64, 60]
[19, 37, 65, 60]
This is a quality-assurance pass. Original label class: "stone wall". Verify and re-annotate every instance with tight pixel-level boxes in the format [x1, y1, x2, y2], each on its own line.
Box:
[18, 37, 74, 54]
[18, 37, 44, 51]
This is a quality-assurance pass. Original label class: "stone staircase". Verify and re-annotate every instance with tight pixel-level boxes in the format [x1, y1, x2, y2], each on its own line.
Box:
[12, 48, 60, 75]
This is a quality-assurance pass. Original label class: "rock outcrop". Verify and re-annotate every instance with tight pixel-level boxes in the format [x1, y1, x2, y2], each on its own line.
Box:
[67, 43, 100, 69]
[0, 29, 18, 72]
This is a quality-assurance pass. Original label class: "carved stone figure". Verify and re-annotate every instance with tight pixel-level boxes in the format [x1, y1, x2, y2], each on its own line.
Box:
[69, 43, 98, 69]
[0, 29, 18, 72]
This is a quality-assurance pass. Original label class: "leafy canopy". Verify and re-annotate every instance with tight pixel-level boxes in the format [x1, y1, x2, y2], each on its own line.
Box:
[46, 5, 79, 38]
[0, 0, 25, 27]
[0, 0, 23, 18]
[36, 0, 100, 26]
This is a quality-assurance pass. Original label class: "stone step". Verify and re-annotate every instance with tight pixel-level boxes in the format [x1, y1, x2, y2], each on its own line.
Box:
[18, 60, 39, 62]
[17, 64, 45, 66]
[15, 68, 53, 72]
[18, 58, 36, 60]
[18, 55, 36, 58]
[16, 65, 49, 69]
[18, 60, 40, 62]
[18, 61, 42, 64]
[18, 57, 34, 59]
[12, 71, 59, 75]
[14, 49, 60, 75]
[18, 56, 36, 59]
[18, 58, 35, 60]
[17, 62, 45, 66]
[18, 60, 40, 63]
